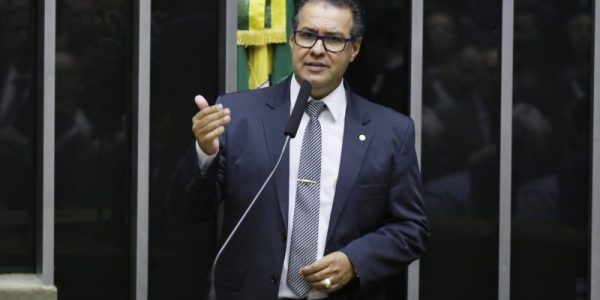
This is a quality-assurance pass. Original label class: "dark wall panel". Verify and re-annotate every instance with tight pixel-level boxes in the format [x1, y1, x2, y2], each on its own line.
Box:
[511, 1, 592, 299]
[55, 0, 134, 298]
[0, 0, 38, 274]
[346, 0, 411, 116]
[420, 0, 501, 298]
[148, 1, 219, 299]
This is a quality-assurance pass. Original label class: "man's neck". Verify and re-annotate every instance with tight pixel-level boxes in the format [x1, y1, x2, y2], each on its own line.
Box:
[293, 74, 342, 100]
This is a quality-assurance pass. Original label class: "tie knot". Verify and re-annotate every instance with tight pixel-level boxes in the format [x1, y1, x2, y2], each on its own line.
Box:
[305, 100, 326, 119]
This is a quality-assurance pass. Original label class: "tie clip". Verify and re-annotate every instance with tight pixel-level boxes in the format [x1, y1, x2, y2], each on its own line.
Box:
[297, 178, 317, 185]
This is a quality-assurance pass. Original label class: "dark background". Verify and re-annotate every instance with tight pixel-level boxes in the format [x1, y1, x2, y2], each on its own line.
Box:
[0, 0, 592, 299]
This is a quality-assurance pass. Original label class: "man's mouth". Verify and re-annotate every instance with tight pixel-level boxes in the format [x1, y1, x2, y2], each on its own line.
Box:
[304, 62, 328, 70]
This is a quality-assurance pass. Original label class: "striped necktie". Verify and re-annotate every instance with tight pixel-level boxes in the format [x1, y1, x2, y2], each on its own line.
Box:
[287, 100, 326, 297]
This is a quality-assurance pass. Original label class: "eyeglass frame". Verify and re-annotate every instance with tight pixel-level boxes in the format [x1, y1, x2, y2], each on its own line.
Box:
[292, 30, 356, 53]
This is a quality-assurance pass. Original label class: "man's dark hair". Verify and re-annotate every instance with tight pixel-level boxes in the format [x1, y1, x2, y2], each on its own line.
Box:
[293, 0, 365, 39]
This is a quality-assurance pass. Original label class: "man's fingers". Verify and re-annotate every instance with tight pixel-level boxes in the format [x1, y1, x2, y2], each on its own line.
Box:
[194, 111, 231, 136]
[194, 103, 225, 121]
[194, 108, 230, 129]
[193, 107, 231, 130]
[200, 126, 225, 144]
[195, 116, 229, 137]
[194, 95, 209, 110]
[300, 258, 328, 277]
[303, 266, 332, 283]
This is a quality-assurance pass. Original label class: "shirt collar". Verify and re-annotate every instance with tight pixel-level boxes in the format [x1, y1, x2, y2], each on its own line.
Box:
[290, 76, 346, 123]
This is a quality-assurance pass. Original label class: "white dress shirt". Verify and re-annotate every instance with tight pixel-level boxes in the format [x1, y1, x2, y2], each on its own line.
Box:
[196, 78, 346, 299]
[278, 78, 345, 299]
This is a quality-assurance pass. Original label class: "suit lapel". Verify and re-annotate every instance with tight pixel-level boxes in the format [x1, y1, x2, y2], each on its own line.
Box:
[326, 89, 374, 245]
[258, 79, 374, 237]
[261, 78, 292, 228]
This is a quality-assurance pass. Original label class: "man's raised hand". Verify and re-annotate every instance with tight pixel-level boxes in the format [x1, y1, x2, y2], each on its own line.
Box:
[192, 95, 231, 155]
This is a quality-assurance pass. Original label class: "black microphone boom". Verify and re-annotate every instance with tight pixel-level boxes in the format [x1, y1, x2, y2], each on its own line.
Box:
[284, 80, 312, 138]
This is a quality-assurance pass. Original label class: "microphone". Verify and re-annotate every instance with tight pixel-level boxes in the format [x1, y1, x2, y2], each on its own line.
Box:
[284, 80, 312, 137]
[208, 80, 312, 300]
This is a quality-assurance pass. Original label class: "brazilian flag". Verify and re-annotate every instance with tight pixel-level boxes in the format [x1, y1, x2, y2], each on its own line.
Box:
[237, 0, 294, 90]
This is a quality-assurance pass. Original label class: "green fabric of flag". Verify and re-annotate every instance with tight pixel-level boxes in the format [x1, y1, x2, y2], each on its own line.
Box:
[270, 0, 294, 86]
[236, 0, 294, 90]
[237, 46, 249, 91]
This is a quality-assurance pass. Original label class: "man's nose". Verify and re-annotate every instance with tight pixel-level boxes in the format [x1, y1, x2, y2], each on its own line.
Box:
[310, 38, 326, 55]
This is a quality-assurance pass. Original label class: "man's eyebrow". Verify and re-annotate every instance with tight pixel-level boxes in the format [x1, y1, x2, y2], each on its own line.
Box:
[298, 27, 318, 33]
[324, 32, 346, 38]
[298, 27, 346, 37]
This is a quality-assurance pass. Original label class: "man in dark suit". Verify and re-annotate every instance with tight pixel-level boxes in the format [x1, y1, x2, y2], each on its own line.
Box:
[177, 0, 429, 299]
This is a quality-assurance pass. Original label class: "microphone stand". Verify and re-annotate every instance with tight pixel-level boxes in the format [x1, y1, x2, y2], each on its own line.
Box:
[208, 137, 291, 300]
[208, 80, 310, 299]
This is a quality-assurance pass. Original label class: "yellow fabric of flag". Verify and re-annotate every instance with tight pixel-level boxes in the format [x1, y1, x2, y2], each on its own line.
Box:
[238, 0, 288, 89]
[238, 0, 287, 46]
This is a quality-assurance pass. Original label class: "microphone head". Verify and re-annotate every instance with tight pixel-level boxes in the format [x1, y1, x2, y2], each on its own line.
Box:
[284, 80, 312, 138]
[299, 80, 312, 94]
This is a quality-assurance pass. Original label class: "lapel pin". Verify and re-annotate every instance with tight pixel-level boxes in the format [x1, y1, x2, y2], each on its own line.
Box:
[359, 134, 366, 141]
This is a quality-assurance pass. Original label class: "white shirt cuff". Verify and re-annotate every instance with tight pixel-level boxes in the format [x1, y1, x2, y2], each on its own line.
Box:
[195, 142, 217, 173]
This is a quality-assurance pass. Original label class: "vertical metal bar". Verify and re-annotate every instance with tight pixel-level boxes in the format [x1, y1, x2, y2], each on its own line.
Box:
[133, 0, 151, 298]
[39, 0, 56, 286]
[590, 0, 600, 298]
[216, 0, 238, 243]
[407, 0, 423, 299]
[220, 0, 238, 93]
[498, 0, 514, 299]
[410, 0, 424, 163]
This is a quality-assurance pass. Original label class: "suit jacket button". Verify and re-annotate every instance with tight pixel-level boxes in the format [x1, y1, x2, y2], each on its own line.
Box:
[281, 232, 287, 242]
[270, 275, 278, 284]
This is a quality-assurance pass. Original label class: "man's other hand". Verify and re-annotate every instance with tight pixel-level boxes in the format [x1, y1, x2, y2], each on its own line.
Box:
[300, 251, 356, 293]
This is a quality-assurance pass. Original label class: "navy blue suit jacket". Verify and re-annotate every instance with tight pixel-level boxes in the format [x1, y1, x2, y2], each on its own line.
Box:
[175, 77, 429, 299]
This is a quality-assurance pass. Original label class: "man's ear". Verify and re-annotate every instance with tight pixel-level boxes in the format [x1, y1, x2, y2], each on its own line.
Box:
[350, 38, 362, 62]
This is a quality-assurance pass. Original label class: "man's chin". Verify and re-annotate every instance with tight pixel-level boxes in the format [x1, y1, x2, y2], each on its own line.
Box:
[300, 75, 327, 87]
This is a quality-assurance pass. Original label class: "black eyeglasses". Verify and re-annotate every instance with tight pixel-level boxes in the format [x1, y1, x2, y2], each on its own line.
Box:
[292, 31, 354, 53]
